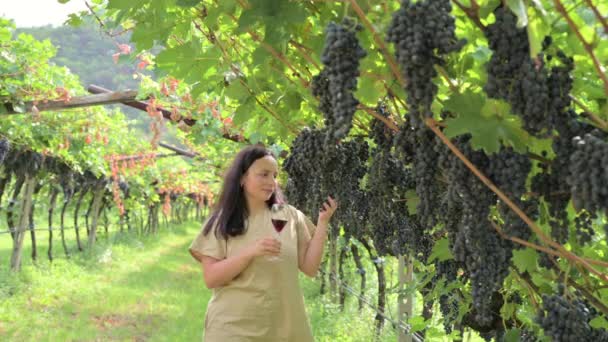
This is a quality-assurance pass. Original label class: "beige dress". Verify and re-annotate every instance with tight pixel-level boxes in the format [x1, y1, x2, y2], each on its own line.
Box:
[188, 204, 317, 342]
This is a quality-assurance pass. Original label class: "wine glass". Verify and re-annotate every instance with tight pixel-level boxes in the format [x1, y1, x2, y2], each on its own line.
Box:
[269, 204, 288, 261]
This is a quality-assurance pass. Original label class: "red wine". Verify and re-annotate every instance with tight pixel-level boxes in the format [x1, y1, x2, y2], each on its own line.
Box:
[272, 219, 288, 233]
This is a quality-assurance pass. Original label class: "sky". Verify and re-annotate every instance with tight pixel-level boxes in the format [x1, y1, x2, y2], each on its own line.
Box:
[0, 0, 88, 27]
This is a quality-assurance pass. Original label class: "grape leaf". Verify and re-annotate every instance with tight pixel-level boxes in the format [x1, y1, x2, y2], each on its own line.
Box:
[237, 8, 260, 33]
[428, 238, 454, 262]
[512, 248, 538, 274]
[176, 0, 200, 7]
[529, 0, 546, 15]
[443, 89, 485, 115]
[224, 81, 251, 102]
[264, 27, 289, 50]
[590, 316, 608, 330]
[282, 89, 303, 111]
[405, 190, 419, 215]
[504, 328, 521, 342]
[506, 0, 528, 28]
[355, 75, 382, 105]
[108, 0, 146, 10]
[234, 96, 255, 125]
[408, 316, 427, 333]
[527, 17, 549, 58]
[251, 46, 270, 67]
[479, 0, 501, 20]
[443, 92, 529, 153]
[66, 13, 85, 27]
[249, 131, 265, 144]
[155, 44, 196, 74]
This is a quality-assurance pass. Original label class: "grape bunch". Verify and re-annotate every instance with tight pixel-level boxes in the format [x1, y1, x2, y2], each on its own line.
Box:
[487, 146, 538, 246]
[573, 210, 595, 246]
[439, 293, 459, 334]
[321, 139, 368, 193]
[368, 151, 414, 196]
[118, 181, 130, 196]
[387, 0, 465, 128]
[310, 69, 332, 122]
[437, 135, 494, 208]
[487, 146, 531, 198]
[461, 213, 511, 326]
[365, 105, 425, 256]
[341, 189, 372, 240]
[547, 51, 574, 119]
[283, 128, 327, 209]
[544, 109, 600, 242]
[439, 188, 465, 256]
[519, 59, 550, 135]
[399, 215, 434, 259]
[283, 126, 369, 233]
[438, 135, 516, 325]
[537, 287, 608, 341]
[498, 199, 538, 247]
[370, 102, 393, 150]
[411, 128, 444, 230]
[568, 132, 608, 214]
[485, 6, 578, 138]
[531, 161, 570, 244]
[368, 206, 398, 256]
[314, 19, 367, 142]
[433, 259, 461, 333]
[20, 150, 43, 177]
[385, 0, 463, 229]
[483, 6, 529, 102]
[320, 138, 369, 230]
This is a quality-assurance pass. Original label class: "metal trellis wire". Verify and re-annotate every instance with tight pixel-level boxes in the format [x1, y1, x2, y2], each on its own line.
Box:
[319, 268, 425, 342]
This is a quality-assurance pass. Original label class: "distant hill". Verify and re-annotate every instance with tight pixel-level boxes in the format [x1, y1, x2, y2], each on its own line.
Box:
[16, 19, 142, 92]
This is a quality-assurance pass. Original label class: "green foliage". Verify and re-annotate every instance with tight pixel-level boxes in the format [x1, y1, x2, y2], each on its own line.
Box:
[0, 19, 210, 211]
[428, 238, 454, 263]
[15, 21, 142, 91]
[14, 18, 160, 134]
[2, 0, 608, 340]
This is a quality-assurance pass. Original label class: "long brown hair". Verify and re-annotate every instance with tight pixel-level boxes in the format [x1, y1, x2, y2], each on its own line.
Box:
[203, 145, 285, 239]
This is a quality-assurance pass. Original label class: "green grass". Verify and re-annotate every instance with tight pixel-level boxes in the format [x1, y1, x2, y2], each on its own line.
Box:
[0, 221, 404, 341]
[0, 221, 210, 341]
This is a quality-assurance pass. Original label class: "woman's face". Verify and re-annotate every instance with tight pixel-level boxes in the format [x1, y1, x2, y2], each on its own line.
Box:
[241, 155, 279, 204]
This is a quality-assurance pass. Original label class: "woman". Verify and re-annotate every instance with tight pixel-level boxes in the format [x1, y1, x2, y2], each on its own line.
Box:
[189, 144, 337, 341]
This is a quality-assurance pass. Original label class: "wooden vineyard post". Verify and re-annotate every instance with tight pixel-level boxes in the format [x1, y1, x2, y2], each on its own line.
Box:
[10, 175, 36, 271]
[398, 254, 414, 342]
[47, 186, 59, 261]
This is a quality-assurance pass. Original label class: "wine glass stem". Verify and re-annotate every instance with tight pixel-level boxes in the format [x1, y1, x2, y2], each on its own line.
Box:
[274, 229, 281, 259]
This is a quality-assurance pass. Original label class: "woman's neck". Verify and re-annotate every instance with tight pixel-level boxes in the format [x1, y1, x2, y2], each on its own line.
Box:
[245, 196, 267, 216]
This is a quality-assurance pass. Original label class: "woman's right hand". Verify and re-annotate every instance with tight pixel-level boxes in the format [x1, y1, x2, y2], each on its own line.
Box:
[248, 237, 281, 258]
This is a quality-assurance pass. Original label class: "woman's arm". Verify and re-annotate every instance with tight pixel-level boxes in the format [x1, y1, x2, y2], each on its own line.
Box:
[197, 237, 281, 288]
[299, 220, 329, 277]
[299, 197, 337, 277]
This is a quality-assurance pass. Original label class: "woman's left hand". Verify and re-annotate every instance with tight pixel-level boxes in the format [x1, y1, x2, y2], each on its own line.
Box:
[318, 196, 338, 224]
